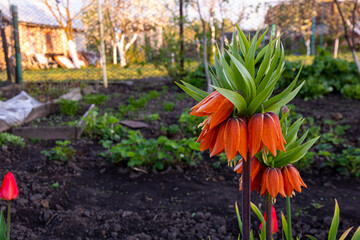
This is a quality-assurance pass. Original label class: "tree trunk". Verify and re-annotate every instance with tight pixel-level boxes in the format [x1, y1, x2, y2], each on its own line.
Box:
[179, 0, 184, 75]
[113, 42, 117, 65]
[305, 38, 311, 56]
[333, 36, 339, 58]
[210, 15, 216, 57]
[202, 22, 212, 93]
[68, 40, 81, 69]
[220, 21, 225, 54]
[351, 48, 360, 72]
[117, 32, 139, 68]
[117, 34, 126, 67]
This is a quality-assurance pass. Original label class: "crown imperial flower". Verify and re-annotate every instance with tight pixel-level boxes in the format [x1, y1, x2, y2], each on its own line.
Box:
[248, 112, 286, 157]
[282, 164, 307, 197]
[190, 91, 234, 129]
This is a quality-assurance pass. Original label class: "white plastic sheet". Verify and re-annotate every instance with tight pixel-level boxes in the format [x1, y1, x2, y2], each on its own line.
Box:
[0, 91, 41, 126]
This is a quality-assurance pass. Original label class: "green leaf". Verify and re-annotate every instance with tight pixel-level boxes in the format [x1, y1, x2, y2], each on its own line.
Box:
[188, 142, 200, 151]
[211, 86, 247, 115]
[306, 235, 317, 240]
[281, 212, 289, 240]
[263, 81, 305, 113]
[257, 41, 281, 93]
[250, 202, 265, 224]
[256, 28, 268, 49]
[218, 51, 239, 90]
[251, 202, 266, 240]
[254, 45, 268, 65]
[175, 81, 209, 102]
[339, 227, 353, 240]
[255, 38, 274, 84]
[245, 30, 259, 78]
[273, 137, 320, 167]
[0, 210, 6, 240]
[284, 118, 304, 145]
[328, 199, 340, 240]
[229, 31, 245, 65]
[208, 63, 220, 87]
[247, 68, 285, 115]
[226, 51, 256, 100]
[235, 202, 242, 235]
[263, 66, 302, 109]
[236, 24, 250, 55]
[351, 226, 360, 240]
[214, 54, 232, 89]
[209, 69, 221, 88]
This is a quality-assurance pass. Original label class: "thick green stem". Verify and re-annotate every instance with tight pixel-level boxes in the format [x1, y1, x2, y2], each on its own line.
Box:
[242, 153, 251, 240]
[266, 193, 272, 240]
[7, 201, 11, 240]
[286, 197, 293, 240]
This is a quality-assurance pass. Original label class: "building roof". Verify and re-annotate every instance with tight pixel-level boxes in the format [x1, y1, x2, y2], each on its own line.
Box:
[0, 0, 84, 29]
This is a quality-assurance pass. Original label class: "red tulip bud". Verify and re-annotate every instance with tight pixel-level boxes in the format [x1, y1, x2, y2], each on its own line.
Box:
[259, 205, 278, 234]
[0, 172, 19, 201]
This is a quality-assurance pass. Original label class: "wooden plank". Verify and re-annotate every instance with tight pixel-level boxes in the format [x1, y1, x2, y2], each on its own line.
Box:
[23, 102, 57, 123]
[119, 120, 149, 129]
[12, 126, 77, 140]
[53, 56, 74, 69]
[0, 119, 10, 133]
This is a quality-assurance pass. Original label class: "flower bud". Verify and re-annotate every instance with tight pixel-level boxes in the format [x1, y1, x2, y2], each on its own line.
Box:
[281, 105, 289, 115]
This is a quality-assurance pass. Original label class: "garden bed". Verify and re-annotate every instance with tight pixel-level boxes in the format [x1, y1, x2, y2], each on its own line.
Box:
[0, 81, 359, 239]
[11, 103, 95, 140]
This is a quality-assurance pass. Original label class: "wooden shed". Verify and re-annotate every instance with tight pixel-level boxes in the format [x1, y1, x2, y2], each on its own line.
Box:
[0, 0, 86, 70]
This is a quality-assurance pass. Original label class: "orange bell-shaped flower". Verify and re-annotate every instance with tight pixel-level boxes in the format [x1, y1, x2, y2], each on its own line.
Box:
[260, 167, 286, 198]
[282, 164, 307, 197]
[248, 112, 286, 157]
[190, 91, 234, 129]
[234, 156, 264, 192]
[0, 172, 19, 201]
[198, 117, 248, 160]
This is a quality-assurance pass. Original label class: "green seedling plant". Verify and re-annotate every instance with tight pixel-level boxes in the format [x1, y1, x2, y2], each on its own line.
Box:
[0, 133, 25, 147]
[100, 130, 201, 170]
[83, 109, 126, 141]
[163, 101, 175, 112]
[42, 140, 76, 162]
[58, 99, 80, 116]
[84, 93, 110, 105]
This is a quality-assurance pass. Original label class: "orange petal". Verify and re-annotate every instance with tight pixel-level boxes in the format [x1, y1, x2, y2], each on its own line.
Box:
[197, 119, 210, 142]
[287, 165, 302, 192]
[210, 122, 226, 157]
[267, 112, 286, 143]
[267, 168, 280, 198]
[262, 114, 278, 156]
[248, 113, 263, 156]
[250, 157, 262, 181]
[237, 117, 248, 160]
[224, 118, 241, 160]
[260, 169, 268, 196]
[209, 99, 234, 129]
[200, 127, 217, 152]
[234, 160, 243, 174]
[197, 94, 225, 114]
[277, 169, 286, 197]
[191, 91, 219, 112]
[282, 166, 294, 197]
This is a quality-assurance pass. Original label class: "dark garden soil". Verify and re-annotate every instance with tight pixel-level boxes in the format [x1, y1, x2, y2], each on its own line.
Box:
[0, 80, 359, 240]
